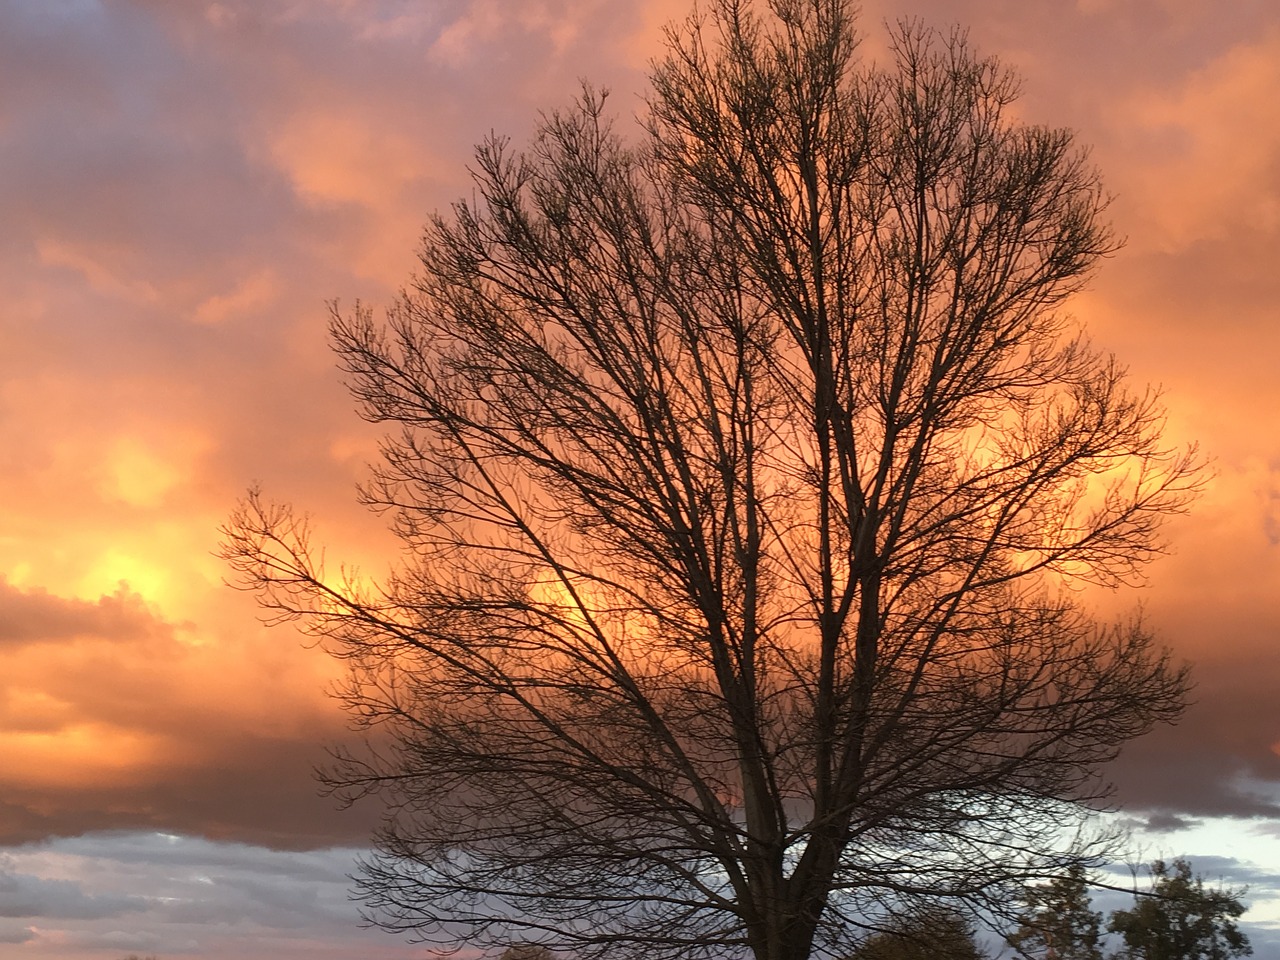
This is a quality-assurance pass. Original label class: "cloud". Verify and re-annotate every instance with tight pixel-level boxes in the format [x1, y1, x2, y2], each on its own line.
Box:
[1103, 26, 1280, 253]
[1098, 462, 1280, 823]
[1186, 856, 1280, 891]
[0, 578, 375, 849]
[0, 0, 1275, 933]
[1138, 812, 1204, 834]
[1, 833, 422, 959]
[0, 579, 174, 647]
[965, 9, 1280, 834]
[0, 860, 146, 920]
[0, 922, 36, 944]
[0, 0, 678, 859]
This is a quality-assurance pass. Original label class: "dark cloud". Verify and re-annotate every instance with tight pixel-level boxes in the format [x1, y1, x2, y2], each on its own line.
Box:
[1135, 812, 1206, 834]
[64, 929, 175, 954]
[0, 737, 381, 851]
[1105, 568, 1280, 821]
[1110, 721, 1280, 822]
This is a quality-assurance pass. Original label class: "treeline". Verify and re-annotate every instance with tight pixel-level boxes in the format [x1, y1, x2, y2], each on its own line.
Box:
[848, 859, 1251, 960]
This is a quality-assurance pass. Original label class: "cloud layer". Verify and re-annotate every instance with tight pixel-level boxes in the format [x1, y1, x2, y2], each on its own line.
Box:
[2, 0, 1278, 956]
[0, 833, 422, 959]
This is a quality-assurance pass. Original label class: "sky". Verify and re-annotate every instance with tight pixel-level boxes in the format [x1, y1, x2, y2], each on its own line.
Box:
[1, 0, 1277, 957]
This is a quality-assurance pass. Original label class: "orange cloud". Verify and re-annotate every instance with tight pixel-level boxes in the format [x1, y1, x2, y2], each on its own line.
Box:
[1107, 26, 1280, 251]
[192, 269, 280, 326]
[0, 577, 370, 848]
[36, 238, 161, 305]
[0, 0, 1275, 864]
[267, 110, 428, 210]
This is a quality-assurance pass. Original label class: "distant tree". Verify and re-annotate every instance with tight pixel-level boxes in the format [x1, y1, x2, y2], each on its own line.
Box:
[850, 906, 987, 960]
[499, 945, 553, 960]
[1007, 864, 1104, 960]
[1109, 858, 1252, 960]
[223, 1, 1198, 959]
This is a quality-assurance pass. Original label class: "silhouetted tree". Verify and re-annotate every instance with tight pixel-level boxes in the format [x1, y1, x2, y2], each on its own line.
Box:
[1109, 859, 1251, 960]
[850, 906, 987, 960]
[498, 945, 554, 960]
[224, 2, 1198, 959]
[1008, 864, 1104, 960]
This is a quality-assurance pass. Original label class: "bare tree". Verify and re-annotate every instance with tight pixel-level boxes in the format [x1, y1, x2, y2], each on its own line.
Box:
[223, 2, 1198, 959]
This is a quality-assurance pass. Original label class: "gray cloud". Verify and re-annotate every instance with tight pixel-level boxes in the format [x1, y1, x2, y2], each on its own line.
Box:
[0, 922, 36, 944]
[1, 832, 420, 959]
[1136, 812, 1206, 834]
[0, 861, 145, 920]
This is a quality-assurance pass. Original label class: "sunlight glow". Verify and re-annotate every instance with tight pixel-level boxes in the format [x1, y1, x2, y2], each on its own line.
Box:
[0, 723, 169, 786]
[77, 551, 171, 606]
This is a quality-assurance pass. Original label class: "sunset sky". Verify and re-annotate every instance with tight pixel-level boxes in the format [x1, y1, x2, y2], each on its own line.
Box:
[2, 0, 1278, 957]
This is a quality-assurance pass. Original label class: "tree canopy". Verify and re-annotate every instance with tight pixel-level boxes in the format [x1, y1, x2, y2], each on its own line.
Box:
[1109, 859, 1252, 960]
[224, 2, 1198, 958]
[1009, 864, 1105, 960]
[850, 906, 987, 960]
